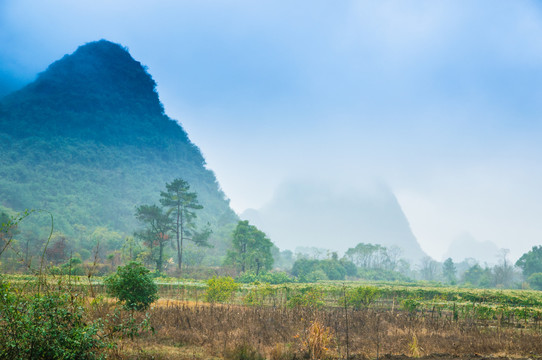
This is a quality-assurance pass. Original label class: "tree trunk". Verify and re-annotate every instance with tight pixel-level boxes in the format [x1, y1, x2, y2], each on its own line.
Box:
[157, 241, 164, 273]
[179, 208, 184, 274]
[176, 201, 182, 271]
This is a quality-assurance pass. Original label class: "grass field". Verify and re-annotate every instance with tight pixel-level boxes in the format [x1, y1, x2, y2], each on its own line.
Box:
[2, 274, 542, 359]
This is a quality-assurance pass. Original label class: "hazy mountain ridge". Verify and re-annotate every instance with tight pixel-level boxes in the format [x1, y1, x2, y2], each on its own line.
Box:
[0, 40, 238, 245]
[444, 232, 501, 265]
[242, 180, 427, 262]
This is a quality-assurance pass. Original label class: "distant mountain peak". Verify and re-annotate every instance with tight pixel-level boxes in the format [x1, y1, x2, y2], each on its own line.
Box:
[8, 39, 163, 115]
[241, 180, 427, 262]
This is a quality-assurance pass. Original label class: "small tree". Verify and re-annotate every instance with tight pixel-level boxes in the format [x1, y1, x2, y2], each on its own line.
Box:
[134, 204, 172, 273]
[225, 220, 274, 275]
[344, 286, 381, 310]
[442, 257, 457, 284]
[105, 261, 158, 311]
[493, 249, 514, 288]
[205, 276, 239, 303]
[419, 256, 439, 281]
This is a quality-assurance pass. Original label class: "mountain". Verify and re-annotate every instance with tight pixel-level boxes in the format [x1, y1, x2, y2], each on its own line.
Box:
[0, 40, 238, 261]
[443, 232, 501, 265]
[0, 74, 22, 98]
[241, 180, 427, 262]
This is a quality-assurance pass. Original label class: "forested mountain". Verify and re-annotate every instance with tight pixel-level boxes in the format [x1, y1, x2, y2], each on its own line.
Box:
[0, 40, 238, 261]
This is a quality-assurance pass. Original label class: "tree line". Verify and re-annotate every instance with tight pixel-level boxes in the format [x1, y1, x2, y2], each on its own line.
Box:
[3, 177, 542, 291]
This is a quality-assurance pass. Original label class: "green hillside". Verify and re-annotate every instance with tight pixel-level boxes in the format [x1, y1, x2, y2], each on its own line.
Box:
[0, 40, 238, 265]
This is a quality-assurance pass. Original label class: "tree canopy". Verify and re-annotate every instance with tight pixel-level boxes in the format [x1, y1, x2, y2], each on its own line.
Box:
[225, 220, 274, 275]
[516, 246, 542, 278]
[159, 178, 210, 272]
[134, 204, 172, 273]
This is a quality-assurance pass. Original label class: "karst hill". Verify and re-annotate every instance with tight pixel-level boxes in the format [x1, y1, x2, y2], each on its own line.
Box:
[0, 40, 238, 248]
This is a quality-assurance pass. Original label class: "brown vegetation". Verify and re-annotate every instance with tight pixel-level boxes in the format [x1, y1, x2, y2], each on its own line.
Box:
[93, 298, 542, 359]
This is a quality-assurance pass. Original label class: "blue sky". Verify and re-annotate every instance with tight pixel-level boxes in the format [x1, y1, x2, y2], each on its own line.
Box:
[2, 0, 542, 260]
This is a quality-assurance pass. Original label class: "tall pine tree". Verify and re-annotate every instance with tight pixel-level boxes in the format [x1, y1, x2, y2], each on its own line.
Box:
[160, 178, 210, 272]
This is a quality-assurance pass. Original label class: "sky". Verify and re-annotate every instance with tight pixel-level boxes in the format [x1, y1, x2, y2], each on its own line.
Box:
[1, 0, 542, 261]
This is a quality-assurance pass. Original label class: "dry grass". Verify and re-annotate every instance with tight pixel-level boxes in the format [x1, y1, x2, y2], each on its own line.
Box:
[112, 339, 222, 359]
[96, 299, 542, 360]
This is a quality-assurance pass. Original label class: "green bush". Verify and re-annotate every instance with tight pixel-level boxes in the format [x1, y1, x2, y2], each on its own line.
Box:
[0, 280, 107, 359]
[303, 269, 328, 282]
[528, 272, 542, 290]
[105, 261, 158, 311]
[402, 297, 421, 314]
[50, 258, 85, 276]
[205, 276, 239, 303]
[357, 268, 411, 282]
[342, 285, 381, 310]
[287, 286, 325, 308]
[242, 283, 276, 306]
[237, 271, 294, 284]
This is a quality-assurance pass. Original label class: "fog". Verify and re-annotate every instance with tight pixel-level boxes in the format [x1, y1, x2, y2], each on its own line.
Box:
[241, 179, 427, 263]
[2, 1, 542, 261]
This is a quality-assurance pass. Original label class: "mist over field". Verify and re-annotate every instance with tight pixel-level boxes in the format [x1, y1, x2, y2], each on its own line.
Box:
[2, 1, 542, 262]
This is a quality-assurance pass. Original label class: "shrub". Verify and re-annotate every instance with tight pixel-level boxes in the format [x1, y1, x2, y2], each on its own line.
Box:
[105, 261, 158, 311]
[242, 283, 276, 306]
[237, 271, 294, 284]
[0, 280, 107, 359]
[287, 286, 325, 308]
[300, 320, 334, 360]
[342, 285, 381, 310]
[205, 276, 239, 303]
[50, 257, 85, 276]
[302, 269, 328, 283]
[402, 297, 421, 314]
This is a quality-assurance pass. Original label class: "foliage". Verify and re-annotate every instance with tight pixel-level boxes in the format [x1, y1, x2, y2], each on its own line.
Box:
[419, 256, 440, 281]
[462, 264, 493, 288]
[225, 220, 274, 275]
[105, 261, 159, 311]
[357, 268, 411, 282]
[291, 257, 357, 282]
[134, 205, 173, 273]
[205, 276, 239, 303]
[442, 257, 457, 284]
[0, 279, 107, 359]
[160, 178, 210, 271]
[242, 283, 277, 306]
[287, 286, 325, 308]
[272, 247, 295, 270]
[345, 242, 403, 271]
[528, 272, 542, 291]
[50, 257, 85, 276]
[343, 285, 381, 310]
[401, 297, 421, 314]
[516, 246, 542, 278]
[237, 271, 294, 284]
